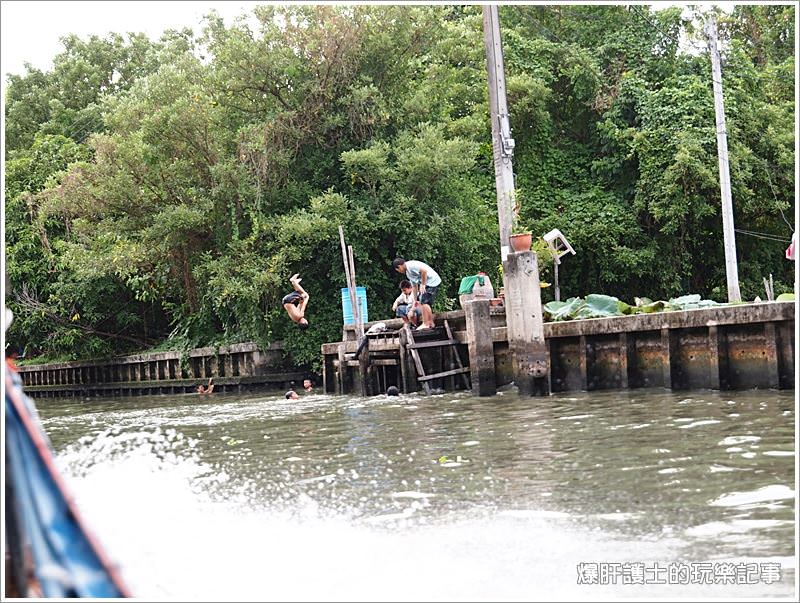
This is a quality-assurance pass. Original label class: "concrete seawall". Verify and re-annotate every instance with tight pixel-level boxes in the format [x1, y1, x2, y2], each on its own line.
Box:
[322, 301, 795, 394]
[16, 342, 305, 398]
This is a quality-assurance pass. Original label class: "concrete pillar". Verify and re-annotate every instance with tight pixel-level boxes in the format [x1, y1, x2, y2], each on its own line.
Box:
[224, 354, 233, 378]
[661, 328, 677, 389]
[578, 335, 589, 391]
[619, 333, 631, 389]
[763, 322, 780, 388]
[465, 299, 496, 396]
[707, 325, 722, 389]
[503, 251, 549, 395]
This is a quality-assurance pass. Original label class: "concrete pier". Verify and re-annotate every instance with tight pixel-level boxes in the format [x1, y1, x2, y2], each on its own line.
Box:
[321, 301, 795, 395]
[16, 342, 305, 398]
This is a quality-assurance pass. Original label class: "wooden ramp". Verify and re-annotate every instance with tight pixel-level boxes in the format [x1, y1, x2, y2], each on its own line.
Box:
[403, 320, 470, 394]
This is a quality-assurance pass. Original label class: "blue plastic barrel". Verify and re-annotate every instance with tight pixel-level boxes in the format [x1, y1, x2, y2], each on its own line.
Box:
[341, 287, 368, 325]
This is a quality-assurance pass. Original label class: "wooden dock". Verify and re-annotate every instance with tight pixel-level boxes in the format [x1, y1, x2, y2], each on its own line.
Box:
[321, 301, 795, 395]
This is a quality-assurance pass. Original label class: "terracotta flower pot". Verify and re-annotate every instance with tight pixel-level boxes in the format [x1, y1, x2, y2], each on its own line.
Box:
[510, 232, 532, 252]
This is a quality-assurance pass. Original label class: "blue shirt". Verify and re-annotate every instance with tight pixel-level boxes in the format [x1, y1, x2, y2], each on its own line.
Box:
[404, 260, 441, 288]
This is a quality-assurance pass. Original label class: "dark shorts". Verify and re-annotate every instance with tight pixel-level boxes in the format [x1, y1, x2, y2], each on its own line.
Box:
[396, 304, 422, 319]
[419, 285, 438, 306]
[282, 291, 302, 306]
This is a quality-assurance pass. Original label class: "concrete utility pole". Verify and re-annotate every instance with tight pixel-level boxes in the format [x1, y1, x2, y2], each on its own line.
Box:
[483, 5, 549, 396]
[482, 4, 516, 267]
[706, 13, 742, 303]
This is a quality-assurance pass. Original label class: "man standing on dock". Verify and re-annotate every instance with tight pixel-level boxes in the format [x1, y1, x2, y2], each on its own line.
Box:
[392, 258, 441, 330]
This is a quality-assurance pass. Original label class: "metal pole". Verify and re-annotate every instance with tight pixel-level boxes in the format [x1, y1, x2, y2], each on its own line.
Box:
[554, 260, 560, 302]
[707, 14, 741, 302]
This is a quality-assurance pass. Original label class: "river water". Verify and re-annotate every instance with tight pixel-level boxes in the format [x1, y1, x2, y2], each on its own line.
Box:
[35, 388, 795, 600]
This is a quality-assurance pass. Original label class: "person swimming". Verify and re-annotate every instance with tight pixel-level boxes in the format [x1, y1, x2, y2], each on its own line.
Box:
[197, 377, 214, 394]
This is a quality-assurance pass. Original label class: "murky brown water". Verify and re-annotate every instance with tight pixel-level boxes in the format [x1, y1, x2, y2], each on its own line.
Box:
[36, 387, 795, 599]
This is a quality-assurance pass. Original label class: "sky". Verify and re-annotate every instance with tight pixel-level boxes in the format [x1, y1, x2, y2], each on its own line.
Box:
[1, 1, 733, 84]
[0, 1, 260, 80]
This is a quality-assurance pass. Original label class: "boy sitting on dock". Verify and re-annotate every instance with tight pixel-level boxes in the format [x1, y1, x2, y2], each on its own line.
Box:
[282, 273, 310, 330]
[392, 280, 421, 327]
[392, 258, 440, 330]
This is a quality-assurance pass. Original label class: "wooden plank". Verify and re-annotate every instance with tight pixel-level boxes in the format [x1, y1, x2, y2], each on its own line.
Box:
[444, 319, 470, 390]
[418, 367, 471, 382]
[346, 359, 397, 367]
[405, 326, 431, 394]
[407, 339, 457, 350]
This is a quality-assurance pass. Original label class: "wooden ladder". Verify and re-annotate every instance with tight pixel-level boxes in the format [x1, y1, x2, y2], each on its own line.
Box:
[403, 320, 470, 394]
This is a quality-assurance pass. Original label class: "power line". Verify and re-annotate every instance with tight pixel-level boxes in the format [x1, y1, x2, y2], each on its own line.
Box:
[734, 228, 790, 243]
[630, 5, 682, 50]
[515, 7, 604, 87]
[757, 156, 795, 233]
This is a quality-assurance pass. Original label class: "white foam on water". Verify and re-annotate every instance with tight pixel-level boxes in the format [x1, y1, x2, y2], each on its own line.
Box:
[710, 485, 796, 507]
[685, 519, 789, 538]
[391, 491, 436, 499]
[720, 435, 761, 446]
[678, 419, 721, 429]
[42, 392, 795, 600]
[60, 449, 662, 600]
[61, 429, 672, 599]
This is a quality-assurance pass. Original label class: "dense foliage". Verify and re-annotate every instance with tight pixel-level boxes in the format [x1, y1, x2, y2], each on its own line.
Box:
[4, 5, 795, 368]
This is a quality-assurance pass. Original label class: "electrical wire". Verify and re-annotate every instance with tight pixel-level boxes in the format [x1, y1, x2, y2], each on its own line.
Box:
[757, 157, 795, 233]
[734, 228, 791, 243]
[630, 5, 682, 50]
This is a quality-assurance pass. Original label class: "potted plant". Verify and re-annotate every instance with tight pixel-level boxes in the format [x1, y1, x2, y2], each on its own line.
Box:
[510, 231, 533, 252]
[509, 195, 532, 252]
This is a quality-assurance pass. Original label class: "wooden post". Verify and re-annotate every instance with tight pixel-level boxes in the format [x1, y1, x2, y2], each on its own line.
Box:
[339, 226, 369, 396]
[465, 299, 496, 396]
[398, 328, 409, 393]
[337, 344, 347, 395]
[350, 244, 370, 395]
[504, 251, 549, 395]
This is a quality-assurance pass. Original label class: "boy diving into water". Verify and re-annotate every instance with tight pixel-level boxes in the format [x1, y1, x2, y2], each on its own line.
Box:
[283, 273, 310, 330]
